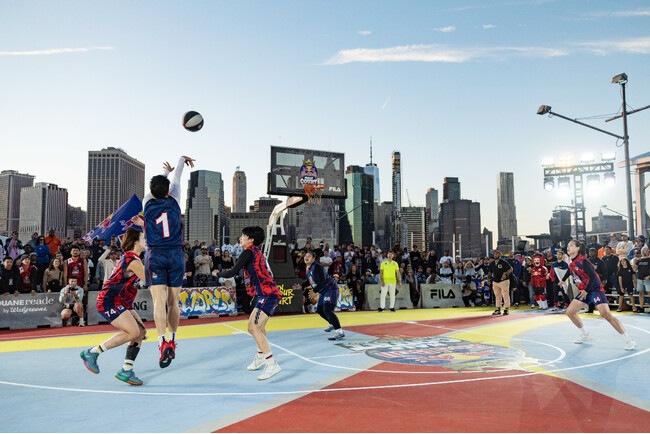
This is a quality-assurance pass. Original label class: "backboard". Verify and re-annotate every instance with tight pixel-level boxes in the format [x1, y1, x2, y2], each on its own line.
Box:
[267, 146, 347, 199]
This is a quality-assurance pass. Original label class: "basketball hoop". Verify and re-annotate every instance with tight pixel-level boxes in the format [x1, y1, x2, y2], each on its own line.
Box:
[303, 183, 325, 205]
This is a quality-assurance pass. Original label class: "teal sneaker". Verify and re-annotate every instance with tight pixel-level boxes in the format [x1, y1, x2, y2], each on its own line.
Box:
[80, 349, 100, 374]
[115, 368, 143, 386]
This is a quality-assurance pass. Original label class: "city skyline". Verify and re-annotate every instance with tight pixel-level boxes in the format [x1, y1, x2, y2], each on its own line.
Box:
[2, 1, 649, 238]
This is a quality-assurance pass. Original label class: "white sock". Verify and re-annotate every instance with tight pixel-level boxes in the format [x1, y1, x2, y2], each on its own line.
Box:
[622, 332, 630, 339]
[123, 361, 134, 371]
[578, 327, 588, 335]
[158, 335, 166, 345]
[263, 352, 274, 365]
[90, 344, 106, 354]
[337, 328, 343, 335]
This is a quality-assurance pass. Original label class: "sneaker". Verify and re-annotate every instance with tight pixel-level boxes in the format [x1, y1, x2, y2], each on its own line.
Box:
[514, 303, 519, 309]
[328, 332, 346, 341]
[549, 307, 558, 312]
[80, 349, 100, 374]
[115, 368, 143, 386]
[624, 338, 637, 351]
[492, 309, 501, 316]
[66, 319, 72, 326]
[502, 308, 509, 316]
[617, 307, 623, 312]
[378, 308, 384, 312]
[159, 341, 173, 369]
[168, 340, 176, 359]
[530, 303, 536, 308]
[257, 362, 281, 380]
[247, 354, 266, 371]
[574, 332, 592, 344]
[390, 308, 396, 312]
[78, 318, 85, 327]
[324, 325, 334, 332]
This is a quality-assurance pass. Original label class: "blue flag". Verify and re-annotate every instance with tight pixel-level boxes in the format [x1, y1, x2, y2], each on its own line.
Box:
[83, 194, 143, 242]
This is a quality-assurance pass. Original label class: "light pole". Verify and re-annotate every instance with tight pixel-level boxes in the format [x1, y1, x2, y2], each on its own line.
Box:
[537, 72, 648, 238]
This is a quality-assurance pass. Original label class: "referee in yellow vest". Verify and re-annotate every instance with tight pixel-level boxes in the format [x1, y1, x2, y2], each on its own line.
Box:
[379, 251, 401, 312]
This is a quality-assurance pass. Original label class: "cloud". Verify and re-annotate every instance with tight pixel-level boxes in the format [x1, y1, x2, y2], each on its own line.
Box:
[0, 46, 115, 56]
[589, 8, 650, 18]
[323, 36, 649, 65]
[434, 26, 456, 32]
[578, 36, 650, 54]
[323, 44, 568, 65]
[357, 30, 372, 36]
[483, 24, 497, 29]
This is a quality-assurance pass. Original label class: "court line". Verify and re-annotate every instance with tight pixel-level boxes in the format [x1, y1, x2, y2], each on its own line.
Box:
[1, 320, 646, 396]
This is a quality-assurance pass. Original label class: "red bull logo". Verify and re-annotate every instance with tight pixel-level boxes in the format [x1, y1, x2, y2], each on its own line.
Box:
[299, 159, 318, 185]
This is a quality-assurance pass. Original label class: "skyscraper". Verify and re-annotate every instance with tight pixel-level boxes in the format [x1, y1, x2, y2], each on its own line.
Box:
[425, 188, 439, 250]
[402, 207, 426, 251]
[497, 172, 518, 242]
[0, 170, 35, 233]
[18, 183, 68, 240]
[342, 165, 374, 246]
[87, 147, 145, 229]
[443, 177, 461, 202]
[392, 151, 402, 244]
[364, 137, 380, 203]
[232, 167, 247, 213]
[439, 199, 484, 258]
[185, 170, 226, 244]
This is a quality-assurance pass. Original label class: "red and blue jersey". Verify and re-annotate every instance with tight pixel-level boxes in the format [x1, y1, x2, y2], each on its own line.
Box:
[143, 197, 183, 248]
[217, 245, 281, 298]
[569, 254, 603, 293]
[97, 251, 141, 310]
[66, 257, 85, 282]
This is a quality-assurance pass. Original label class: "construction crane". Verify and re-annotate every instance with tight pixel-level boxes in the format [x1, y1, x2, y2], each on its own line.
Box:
[406, 188, 413, 207]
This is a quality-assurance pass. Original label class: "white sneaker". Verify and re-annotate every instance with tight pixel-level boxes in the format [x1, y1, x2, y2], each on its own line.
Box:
[575, 332, 592, 344]
[257, 362, 281, 380]
[624, 338, 637, 351]
[247, 355, 265, 371]
[65, 319, 72, 326]
[78, 318, 85, 327]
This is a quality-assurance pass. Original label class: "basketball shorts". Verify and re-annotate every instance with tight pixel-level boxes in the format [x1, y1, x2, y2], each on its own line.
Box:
[255, 293, 281, 317]
[97, 303, 127, 323]
[575, 290, 608, 306]
[145, 247, 185, 288]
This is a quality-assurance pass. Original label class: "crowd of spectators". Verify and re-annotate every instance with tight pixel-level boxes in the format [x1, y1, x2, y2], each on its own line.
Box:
[2, 229, 648, 324]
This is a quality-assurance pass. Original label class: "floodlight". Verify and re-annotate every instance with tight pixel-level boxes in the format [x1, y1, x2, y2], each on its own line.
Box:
[580, 153, 595, 163]
[543, 177, 554, 191]
[601, 152, 616, 161]
[611, 73, 628, 84]
[541, 158, 555, 167]
[557, 176, 571, 189]
[558, 154, 573, 167]
[604, 172, 616, 186]
[537, 105, 552, 115]
[587, 174, 600, 186]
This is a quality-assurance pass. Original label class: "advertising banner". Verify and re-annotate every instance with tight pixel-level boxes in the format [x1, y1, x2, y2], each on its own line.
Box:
[420, 284, 465, 308]
[362, 284, 414, 310]
[0, 293, 64, 329]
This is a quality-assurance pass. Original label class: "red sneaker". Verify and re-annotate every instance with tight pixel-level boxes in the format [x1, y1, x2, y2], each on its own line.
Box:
[168, 340, 176, 360]
[159, 341, 172, 369]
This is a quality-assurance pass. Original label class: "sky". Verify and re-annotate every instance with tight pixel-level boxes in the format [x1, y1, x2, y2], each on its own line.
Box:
[1, 0, 649, 239]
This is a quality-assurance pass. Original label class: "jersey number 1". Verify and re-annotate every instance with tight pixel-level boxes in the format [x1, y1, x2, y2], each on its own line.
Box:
[155, 212, 170, 238]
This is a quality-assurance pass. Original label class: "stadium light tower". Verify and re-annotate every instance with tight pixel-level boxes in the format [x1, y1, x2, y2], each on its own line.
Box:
[536, 73, 649, 238]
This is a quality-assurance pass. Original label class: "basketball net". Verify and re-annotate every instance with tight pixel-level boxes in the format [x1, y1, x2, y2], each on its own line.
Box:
[303, 183, 325, 205]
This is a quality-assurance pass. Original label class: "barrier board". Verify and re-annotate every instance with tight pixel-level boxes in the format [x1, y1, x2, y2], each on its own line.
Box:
[0, 293, 64, 329]
[420, 284, 465, 308]
[363, 284, 414, 310]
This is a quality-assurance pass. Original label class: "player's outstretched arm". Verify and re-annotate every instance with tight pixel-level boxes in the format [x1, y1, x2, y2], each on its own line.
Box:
[130, 215, 144, 227]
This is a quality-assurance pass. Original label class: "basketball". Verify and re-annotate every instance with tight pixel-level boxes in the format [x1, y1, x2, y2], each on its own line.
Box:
[182, 111, 204, 132]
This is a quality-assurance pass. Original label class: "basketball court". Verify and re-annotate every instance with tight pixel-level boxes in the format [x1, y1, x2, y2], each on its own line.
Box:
[1, 307, 649, 432]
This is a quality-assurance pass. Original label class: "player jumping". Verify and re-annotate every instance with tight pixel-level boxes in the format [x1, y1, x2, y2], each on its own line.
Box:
[212, 226, 282, 380]
[141, 156, 195, 368]
[565, 239, 637, 350]
[80, 227, 148, 385]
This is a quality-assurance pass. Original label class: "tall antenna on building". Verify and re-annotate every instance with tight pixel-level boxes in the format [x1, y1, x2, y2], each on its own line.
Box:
[236, 166, 240, 171]
[369, 137, 373, 165]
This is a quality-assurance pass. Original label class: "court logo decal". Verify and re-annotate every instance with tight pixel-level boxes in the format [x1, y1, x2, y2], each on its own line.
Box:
[337, 336, 539, 371]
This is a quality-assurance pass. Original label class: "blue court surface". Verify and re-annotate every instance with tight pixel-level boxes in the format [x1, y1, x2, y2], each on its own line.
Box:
[1, 307, 649, 432]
